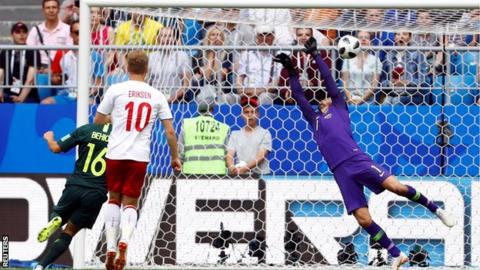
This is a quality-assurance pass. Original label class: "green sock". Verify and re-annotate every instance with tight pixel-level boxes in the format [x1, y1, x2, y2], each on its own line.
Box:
[38, 233, 72, 267]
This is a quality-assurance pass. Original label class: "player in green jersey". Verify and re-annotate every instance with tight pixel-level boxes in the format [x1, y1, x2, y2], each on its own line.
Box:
[34, 123, 112, 270]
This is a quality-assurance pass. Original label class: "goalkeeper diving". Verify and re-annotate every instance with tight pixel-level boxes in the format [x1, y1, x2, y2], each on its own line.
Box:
[273, 37, 456, 269]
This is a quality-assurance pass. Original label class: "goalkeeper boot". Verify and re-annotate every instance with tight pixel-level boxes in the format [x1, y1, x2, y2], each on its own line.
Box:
[105, 250, 116, 270]
[391, 252, 408, 270]
[436, 208, 456, 228]
[114, 242, 128, 270]
[37, 216, 62, 242]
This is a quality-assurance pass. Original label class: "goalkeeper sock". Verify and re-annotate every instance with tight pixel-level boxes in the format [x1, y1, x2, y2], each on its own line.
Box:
[105, 200, 121, 252]
[405, 185, 438, 213]
[364, 221, 401, 258]
[120, 205, 138, 244]
[38, 232, 72, 267]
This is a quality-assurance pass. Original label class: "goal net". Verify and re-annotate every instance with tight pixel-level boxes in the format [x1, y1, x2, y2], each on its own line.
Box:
[81, 5, 479, 268]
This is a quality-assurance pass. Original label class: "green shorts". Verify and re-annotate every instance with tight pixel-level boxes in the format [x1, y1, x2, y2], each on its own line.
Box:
[52, 185, 107, 229]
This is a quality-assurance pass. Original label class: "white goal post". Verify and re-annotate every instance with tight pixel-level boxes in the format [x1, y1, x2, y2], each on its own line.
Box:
[76, 0, 479, 269]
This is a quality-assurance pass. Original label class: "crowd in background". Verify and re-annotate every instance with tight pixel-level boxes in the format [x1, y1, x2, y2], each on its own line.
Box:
[0, 0, 479, 105]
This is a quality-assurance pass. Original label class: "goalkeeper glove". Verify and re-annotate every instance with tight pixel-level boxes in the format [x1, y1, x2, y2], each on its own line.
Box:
[304, 37, 318, 56]
[273, 53, 296, 75]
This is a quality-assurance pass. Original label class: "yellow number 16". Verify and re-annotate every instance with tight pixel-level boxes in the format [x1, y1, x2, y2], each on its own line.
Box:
[83, 143, 107, 176]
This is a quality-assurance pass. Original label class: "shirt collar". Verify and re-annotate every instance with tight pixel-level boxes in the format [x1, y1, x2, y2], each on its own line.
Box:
[40, 21, 64, 33]
[199, 112, 214, 117]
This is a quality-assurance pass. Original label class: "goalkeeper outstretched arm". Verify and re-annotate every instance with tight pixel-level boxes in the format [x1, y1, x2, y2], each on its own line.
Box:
[273, 54, 316, 126]
[304, 37, 345, 107]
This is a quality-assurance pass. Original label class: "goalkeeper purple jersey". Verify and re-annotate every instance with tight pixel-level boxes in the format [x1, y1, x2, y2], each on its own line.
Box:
[289, 54, 364, 170]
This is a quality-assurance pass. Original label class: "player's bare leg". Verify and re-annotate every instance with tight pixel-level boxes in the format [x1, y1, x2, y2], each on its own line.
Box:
[105, 192, 121, 270]
[352, 207, 408, 268]
[381, 176, 456, 227]
[114, 195, 139, 270]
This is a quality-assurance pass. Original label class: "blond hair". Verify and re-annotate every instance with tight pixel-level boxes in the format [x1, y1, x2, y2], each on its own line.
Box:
[202, 25, 225, 46]
[126, 50, 148, 75]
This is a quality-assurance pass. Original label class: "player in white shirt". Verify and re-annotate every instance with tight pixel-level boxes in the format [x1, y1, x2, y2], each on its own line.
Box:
[94, 50, 181, 270]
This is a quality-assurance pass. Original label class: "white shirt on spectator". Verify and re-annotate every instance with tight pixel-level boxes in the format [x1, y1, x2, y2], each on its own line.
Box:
[61, 50, 77, 97]
[238, 51, 281, 87]
[245, 9, 295, 45]
[227, 126, 272, 174]
[97, 80, 172, 162]
[341, 54, 382, 100]
[26, 21, 73, 65]
[148, 51, 191, 99]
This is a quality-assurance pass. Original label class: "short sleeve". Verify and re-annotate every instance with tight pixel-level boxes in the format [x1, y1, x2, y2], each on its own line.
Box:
[26, 28, 38, 46]
[157, 95, 173, 120]
[57, 125, 88, 152]
[96, 85, 115, 115]
[260, 129, 272, 152]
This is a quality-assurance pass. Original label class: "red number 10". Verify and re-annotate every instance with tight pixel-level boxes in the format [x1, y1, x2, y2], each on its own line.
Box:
[125, 101, 152, 131]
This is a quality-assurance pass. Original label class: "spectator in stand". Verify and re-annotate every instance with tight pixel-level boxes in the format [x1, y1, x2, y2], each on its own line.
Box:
[148, 26, 192, 103]
[100, 8, 130, 28]
[226, 96, 272, 176]
[193, 25, 237, 105]
[59, 0, 79, 25]
[244, 9, 295, 45]
[301, 9, 339, 43]
[222, 21, 256, 95]
[223, 22, 255, 64]
[363, 9, 395, 61]
[413, 10, 441, 47]
[277, 28, 330, 105]
[91, 7, 114, 54]
[236, 25, 281, 104]
[412, 10, 444, 75]
[447, 9, 479, 75]
[223, 22, 255, 47]
[384, 9, 417, 27]
[341, 31, 382, 105]
[115, 10, 162, 46]
[447, 10, 479, 47]
[27, 0, 73, 101]
[90, 6, 115, 101]
[41, 21, 79, 104]
[0, 22, 41, 103]
[112, 11, 162, 86]
[382, 32, 432, 105]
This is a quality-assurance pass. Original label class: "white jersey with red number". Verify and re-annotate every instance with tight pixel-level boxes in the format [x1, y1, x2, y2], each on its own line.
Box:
[97, 80, 172, 162]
